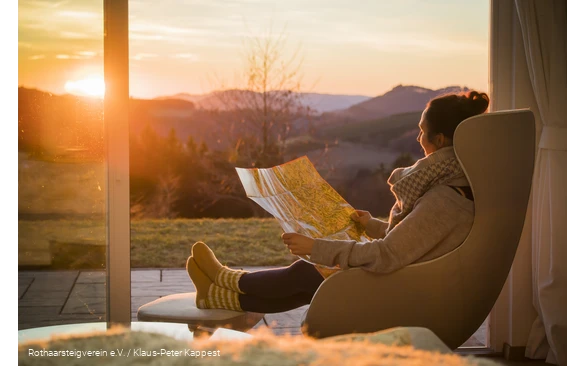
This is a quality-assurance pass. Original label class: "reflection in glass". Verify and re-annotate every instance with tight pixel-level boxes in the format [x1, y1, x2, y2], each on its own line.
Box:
[18, 0, 106, 329]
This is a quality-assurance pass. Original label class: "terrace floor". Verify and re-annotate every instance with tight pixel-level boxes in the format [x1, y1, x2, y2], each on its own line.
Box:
[18, 267, 487, 347]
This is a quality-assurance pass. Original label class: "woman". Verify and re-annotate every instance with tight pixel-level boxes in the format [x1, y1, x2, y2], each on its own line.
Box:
[186, 90, 490, 313]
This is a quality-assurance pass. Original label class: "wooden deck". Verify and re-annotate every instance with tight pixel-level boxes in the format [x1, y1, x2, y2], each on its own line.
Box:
[18, 268, 487, 346]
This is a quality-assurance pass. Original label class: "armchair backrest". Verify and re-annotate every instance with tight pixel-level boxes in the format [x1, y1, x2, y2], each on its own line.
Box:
[453, 109, 535, 320]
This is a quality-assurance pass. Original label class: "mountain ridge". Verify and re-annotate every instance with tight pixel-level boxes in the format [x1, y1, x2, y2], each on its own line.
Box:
[155, 90, 372, 114]
[318, 84, 470, 125]
[155, 84, 471, 117]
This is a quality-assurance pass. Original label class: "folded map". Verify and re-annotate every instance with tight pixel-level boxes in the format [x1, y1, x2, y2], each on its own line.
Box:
[235, 156, 369, 277]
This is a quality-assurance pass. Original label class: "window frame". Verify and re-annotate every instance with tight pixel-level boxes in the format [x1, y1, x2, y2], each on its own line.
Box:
[104, 0, 131, 325]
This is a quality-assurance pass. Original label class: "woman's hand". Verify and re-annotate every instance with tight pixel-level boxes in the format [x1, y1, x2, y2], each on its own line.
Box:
[350, 209, 372, 227]
[281, 233, 315, 256]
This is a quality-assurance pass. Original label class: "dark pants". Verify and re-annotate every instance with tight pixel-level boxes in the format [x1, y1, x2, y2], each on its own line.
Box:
[238, 260, 324, 313]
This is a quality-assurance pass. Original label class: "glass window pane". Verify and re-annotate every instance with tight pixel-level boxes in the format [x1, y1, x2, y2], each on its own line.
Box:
[127, 0, 489, 344]
[18, 0, 106, 329]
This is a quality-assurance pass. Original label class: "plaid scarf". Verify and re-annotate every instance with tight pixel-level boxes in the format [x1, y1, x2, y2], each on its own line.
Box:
[387, 147, 465, 231]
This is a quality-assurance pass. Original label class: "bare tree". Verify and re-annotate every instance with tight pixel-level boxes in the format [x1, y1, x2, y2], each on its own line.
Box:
[178, 26, 319, 218]
[209, 28, 314, 168]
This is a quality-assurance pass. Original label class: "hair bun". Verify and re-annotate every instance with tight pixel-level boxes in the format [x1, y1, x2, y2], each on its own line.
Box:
[466, 91, 489, 115]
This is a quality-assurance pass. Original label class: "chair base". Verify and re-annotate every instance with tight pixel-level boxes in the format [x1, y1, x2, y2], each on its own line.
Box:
[137, 292, 264, 333]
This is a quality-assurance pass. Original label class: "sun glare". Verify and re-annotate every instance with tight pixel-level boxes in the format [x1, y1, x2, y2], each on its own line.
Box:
[64, 76, 105, 98]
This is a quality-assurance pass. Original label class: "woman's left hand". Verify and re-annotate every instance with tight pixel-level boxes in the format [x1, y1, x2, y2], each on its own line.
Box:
[281, 233, 315, 256]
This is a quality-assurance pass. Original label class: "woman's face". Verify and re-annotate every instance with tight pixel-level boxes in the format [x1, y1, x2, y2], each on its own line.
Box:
[417, 109, 439, 156]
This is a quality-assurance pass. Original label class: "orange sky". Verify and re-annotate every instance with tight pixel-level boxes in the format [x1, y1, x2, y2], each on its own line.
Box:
[18, 0, 489, 99]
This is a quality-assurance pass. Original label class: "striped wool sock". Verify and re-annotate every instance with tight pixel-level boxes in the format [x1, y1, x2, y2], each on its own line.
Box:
[191, 241, 247, 294]
[215, 267, 246, 294]
[186, 256, 212, 307]
[197, 283, 242, 311]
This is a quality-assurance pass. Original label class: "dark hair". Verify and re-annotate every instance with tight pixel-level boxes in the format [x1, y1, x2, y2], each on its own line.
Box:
[425, 91, 490, 139]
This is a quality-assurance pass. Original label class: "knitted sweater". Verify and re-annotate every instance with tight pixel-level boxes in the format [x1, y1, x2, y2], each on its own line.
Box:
[310, 178, 474, 274]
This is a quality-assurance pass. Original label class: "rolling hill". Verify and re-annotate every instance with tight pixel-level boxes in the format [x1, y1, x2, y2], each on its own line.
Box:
[156, 90, 372, 114]
[319, 85, 470, 125]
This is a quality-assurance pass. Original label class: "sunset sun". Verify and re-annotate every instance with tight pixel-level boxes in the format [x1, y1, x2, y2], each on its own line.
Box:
[64, 76, 105, 98]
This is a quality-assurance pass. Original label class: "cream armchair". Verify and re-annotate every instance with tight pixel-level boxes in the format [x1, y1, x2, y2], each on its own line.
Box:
[302, 110, 536, 349]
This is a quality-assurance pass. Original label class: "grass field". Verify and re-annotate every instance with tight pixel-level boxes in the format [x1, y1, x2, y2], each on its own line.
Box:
[19, 218, 297, 269]
[18, 152, 298, 268]
[19, 134, 391, 270]
[18, 152, 105, 216]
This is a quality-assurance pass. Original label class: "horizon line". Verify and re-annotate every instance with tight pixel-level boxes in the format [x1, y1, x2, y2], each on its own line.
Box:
[19, 83, 474, 101]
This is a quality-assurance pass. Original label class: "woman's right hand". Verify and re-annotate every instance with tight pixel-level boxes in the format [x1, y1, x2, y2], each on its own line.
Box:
[350, 210, 372, 227]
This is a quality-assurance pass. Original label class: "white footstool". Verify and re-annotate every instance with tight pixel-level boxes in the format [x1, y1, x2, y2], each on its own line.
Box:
[137, 292, 264, 334]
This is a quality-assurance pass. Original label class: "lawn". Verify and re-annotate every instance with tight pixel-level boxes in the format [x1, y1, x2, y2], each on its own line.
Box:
[17, 153, 375, 270]
[18, 218, 297, 269]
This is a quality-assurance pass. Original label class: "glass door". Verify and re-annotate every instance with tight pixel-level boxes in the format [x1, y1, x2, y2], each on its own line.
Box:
[18, 0, 108, 329]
